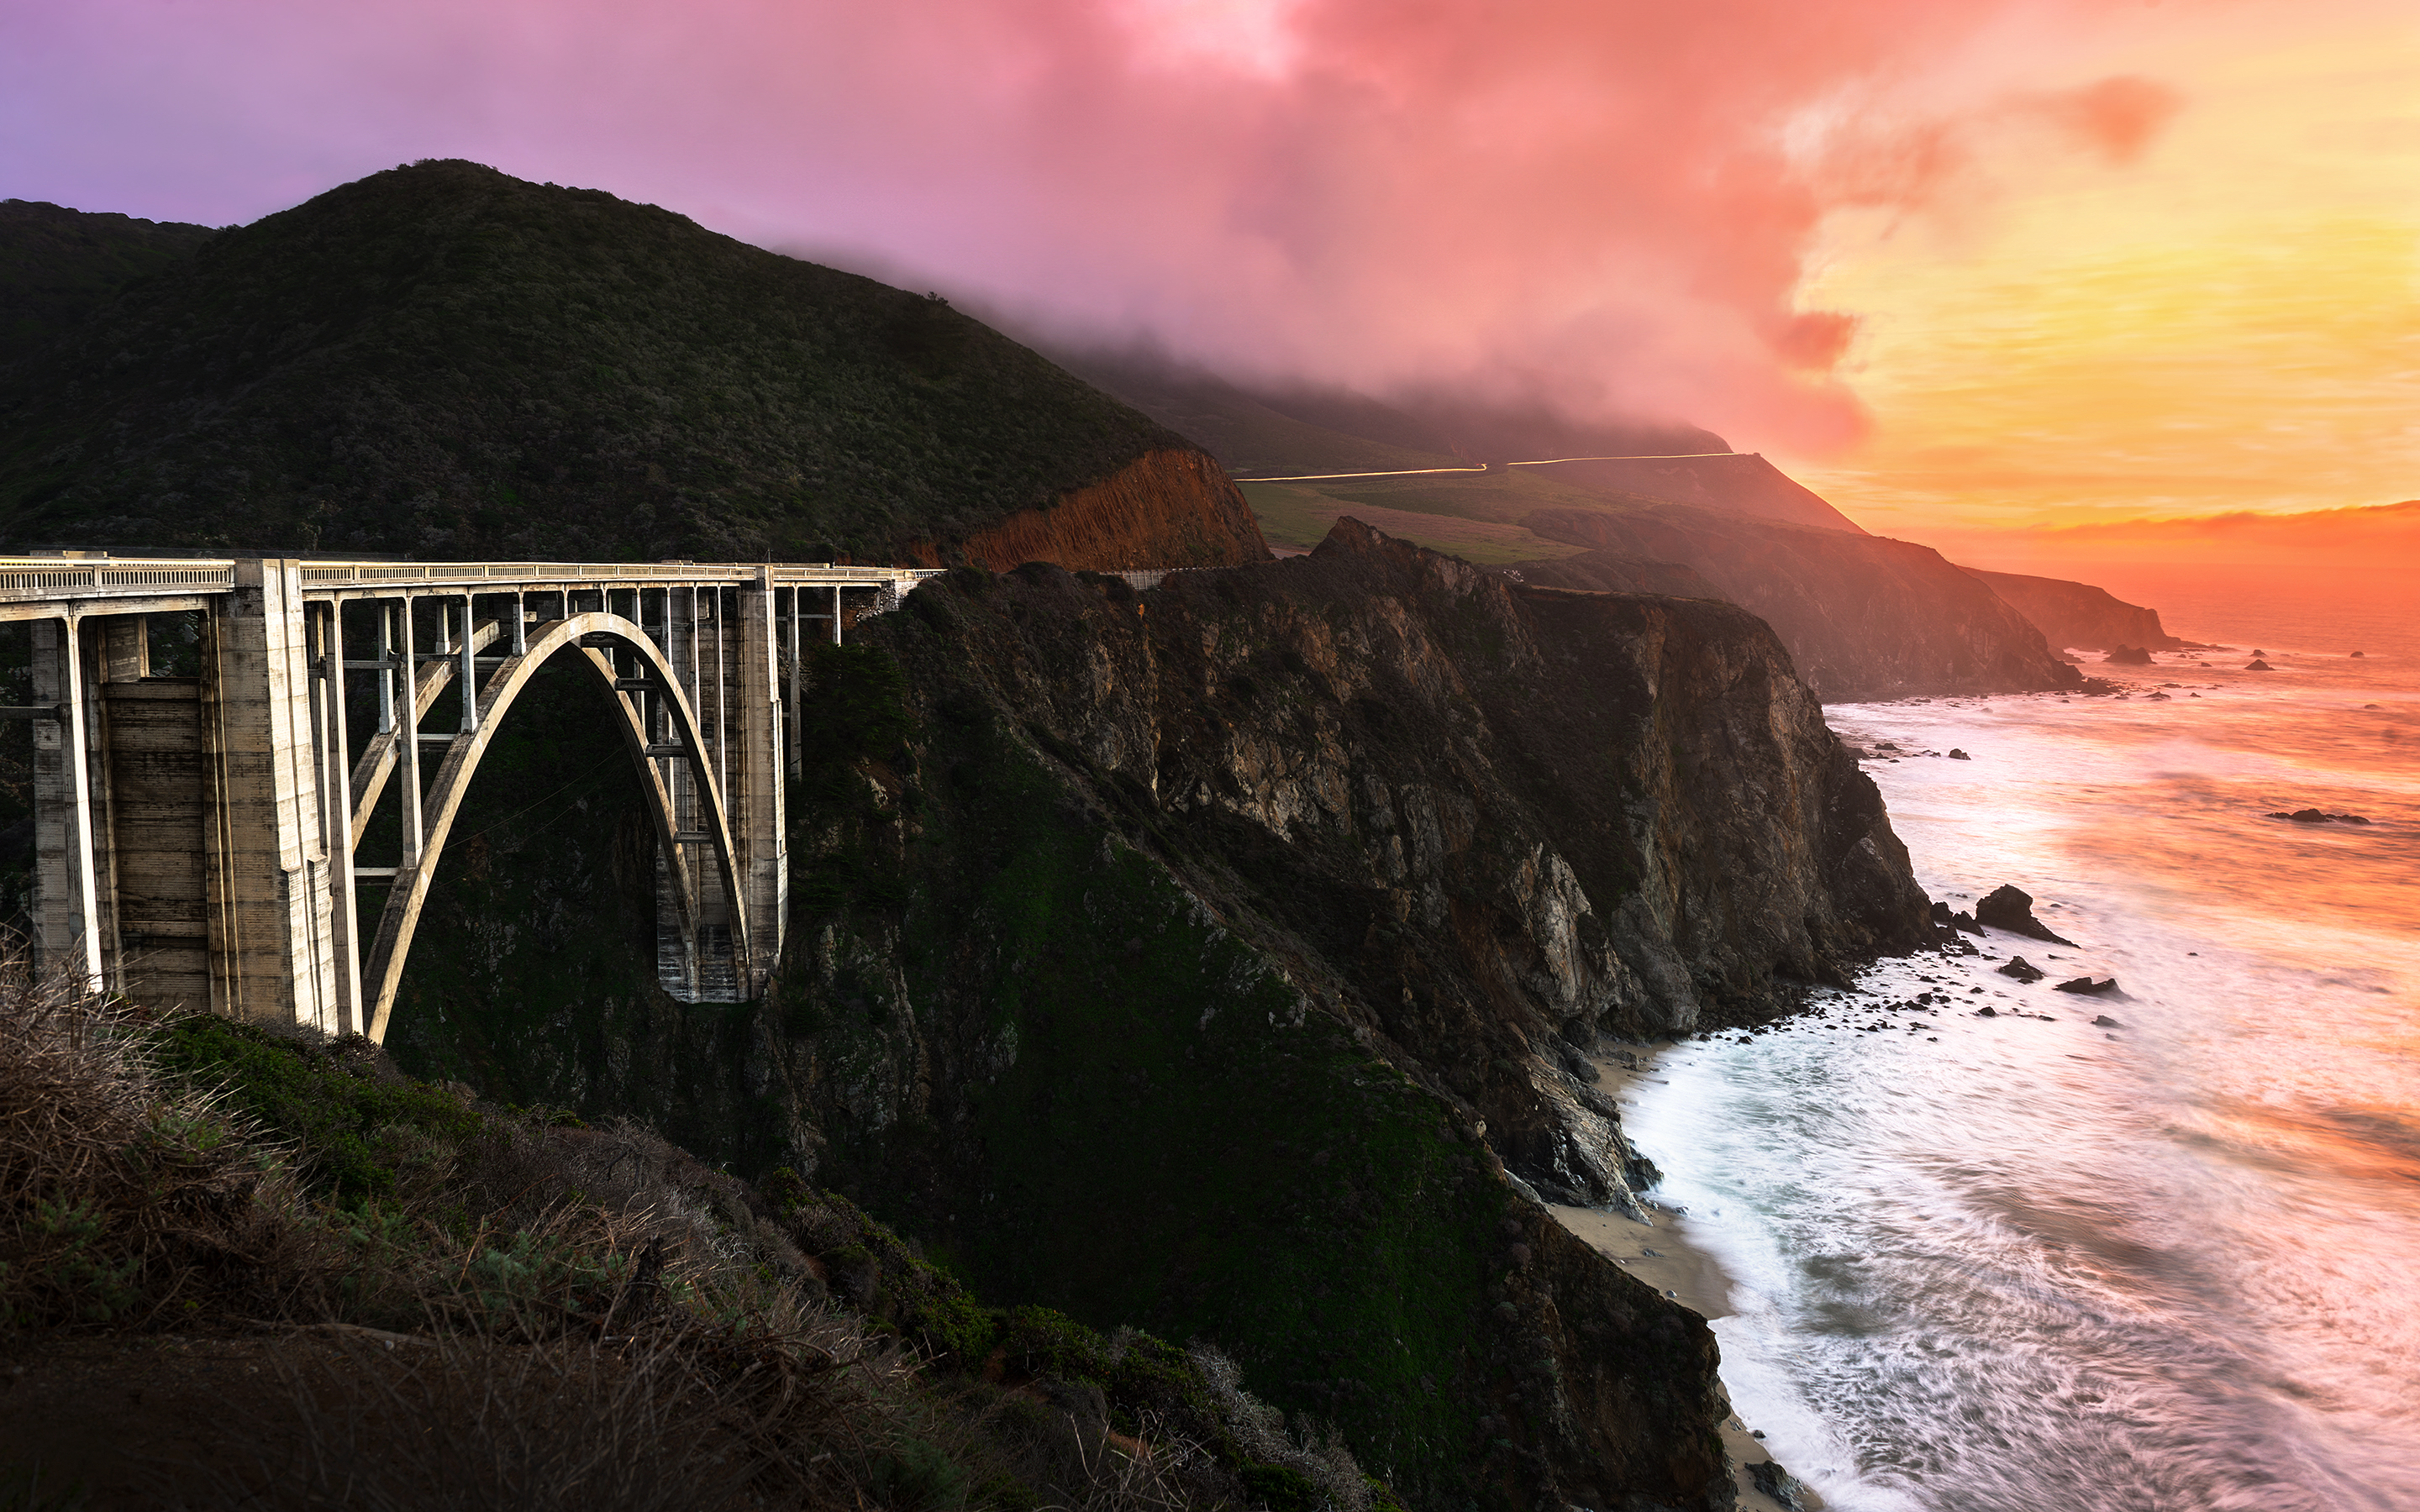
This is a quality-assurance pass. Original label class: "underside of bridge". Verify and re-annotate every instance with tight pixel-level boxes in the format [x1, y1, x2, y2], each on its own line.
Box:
[1, 557, 937, 1059]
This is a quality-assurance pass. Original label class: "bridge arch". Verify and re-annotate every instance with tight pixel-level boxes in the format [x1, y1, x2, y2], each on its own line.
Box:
[360, 610, 744, 1042]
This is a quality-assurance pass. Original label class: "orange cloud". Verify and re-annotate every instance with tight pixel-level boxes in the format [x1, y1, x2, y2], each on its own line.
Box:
[2036, 75, 2184, 164]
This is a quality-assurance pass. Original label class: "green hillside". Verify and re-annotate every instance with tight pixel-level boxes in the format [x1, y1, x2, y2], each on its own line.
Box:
[1242, 467, 1663, 561]
[0, 199, 218, 351]
[0, 162, 1192, 561]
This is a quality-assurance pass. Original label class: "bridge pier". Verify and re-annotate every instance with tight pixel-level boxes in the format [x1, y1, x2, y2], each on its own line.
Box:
[4, 555, 938, 1042]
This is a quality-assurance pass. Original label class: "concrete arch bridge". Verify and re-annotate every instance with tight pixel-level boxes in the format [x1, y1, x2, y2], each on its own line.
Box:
[0, 556, 939, 1040]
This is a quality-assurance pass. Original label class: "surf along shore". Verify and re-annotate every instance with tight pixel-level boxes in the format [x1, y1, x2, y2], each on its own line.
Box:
[1549, 1047, 1818, 1512]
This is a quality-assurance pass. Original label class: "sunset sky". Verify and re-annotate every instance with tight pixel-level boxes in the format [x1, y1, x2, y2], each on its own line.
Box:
[3, 0, 2412, 564]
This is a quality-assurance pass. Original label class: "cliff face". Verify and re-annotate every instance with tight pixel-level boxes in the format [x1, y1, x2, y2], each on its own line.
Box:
[1960, 567, 2183, 653]
[913, 448, 1270, 570]
[380, 520, 1933, 1512]
[764, 522, 1923, 1510]
[1521, 506, 2085, 701]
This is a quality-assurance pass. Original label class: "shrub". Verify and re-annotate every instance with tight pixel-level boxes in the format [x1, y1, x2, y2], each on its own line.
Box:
[0, 965, 302, 1332]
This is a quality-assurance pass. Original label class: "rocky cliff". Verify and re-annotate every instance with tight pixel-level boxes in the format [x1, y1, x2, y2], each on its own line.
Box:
[1960, 567, 2183, 653]
[381, 520, 1934, 1512]
[1520, 506, 2085, 701]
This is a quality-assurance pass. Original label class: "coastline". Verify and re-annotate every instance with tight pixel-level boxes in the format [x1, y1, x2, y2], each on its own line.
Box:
[1549, 1045, 1821, 1512]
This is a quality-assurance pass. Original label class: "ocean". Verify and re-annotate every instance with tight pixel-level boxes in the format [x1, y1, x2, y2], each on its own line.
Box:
[1619, 564, 2420, 1510]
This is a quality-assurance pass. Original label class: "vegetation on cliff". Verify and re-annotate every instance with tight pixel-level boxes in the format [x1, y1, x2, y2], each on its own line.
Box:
[0, 964, 1398, 1512]
[0, 164, 1261, 565]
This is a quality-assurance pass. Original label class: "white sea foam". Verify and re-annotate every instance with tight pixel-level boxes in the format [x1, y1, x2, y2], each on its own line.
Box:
[1622, 590, 2420, 1511]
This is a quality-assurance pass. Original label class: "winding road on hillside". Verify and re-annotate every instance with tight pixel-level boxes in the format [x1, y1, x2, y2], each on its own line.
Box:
[1232, 452, 1743, 483]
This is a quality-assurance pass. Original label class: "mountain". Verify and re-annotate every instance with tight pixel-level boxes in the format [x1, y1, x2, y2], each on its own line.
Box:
[0, 198, 218, 350]
[1510, 453, 1865, 533]
[1061, 348, 1724, 477]
[0, 163, 1265, 567]
[1521, 505, 2086, 700]
[1960, 567, 2186, 652]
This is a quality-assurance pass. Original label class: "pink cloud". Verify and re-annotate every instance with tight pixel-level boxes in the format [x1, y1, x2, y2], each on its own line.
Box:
[0, 0, 2174, 454]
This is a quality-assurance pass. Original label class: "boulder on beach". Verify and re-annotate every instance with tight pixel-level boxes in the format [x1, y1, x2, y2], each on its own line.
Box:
[1975, 884, 2077, 946]
[2107, 645, 2154, 665]
[1998, 956, 2046, 983]
[2055, 976, 2121, 995]
[2245, 659, 2275, 671]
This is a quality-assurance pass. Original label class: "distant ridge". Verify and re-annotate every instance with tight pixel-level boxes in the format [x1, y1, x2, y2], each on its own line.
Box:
[0, 162, 1265, 568]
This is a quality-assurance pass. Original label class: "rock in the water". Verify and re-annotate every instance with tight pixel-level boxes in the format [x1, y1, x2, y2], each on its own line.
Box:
[2055, 976, 2121, 995]
[2107, 644, 2154, 665]
[1953, 910, 1983, 935]
[2267, 808, 2366, 824]
[1975, 1005, 1997, 1016]
[1948, 748, 1971, 759]
[1975, 884, 2076, 945]
[2091, 1014, 2123, 1027]
[1998, 956, 2046, 982]
[2352, 650, 2365, 658]
[2246, 659, 2274, 671]
[1749, 1460, 1811, 1512]
[2253, 648, 2267, 657]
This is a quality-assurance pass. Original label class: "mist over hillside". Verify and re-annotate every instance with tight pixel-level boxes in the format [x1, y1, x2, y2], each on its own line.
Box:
[0, 161, 1260, 566]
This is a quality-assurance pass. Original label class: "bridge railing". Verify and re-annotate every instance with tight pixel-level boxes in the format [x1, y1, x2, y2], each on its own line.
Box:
[0, 557, 945, 602]
[0, 559, 239, 598]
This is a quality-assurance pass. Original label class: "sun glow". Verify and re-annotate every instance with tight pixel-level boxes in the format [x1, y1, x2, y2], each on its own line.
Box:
[1781, 11, 2420, 564]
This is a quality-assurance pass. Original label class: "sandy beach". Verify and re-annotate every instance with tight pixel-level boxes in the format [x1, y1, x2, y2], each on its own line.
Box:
[1549, 1047, 1821, 1512]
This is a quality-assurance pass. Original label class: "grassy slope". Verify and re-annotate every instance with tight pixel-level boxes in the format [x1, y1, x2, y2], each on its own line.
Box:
[1242, 470, 1660, 563]
[0, 162, 1187, 562]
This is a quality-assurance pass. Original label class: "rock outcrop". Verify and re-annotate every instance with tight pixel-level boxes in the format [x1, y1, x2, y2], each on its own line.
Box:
[758, 521, 1929, 1510]
[382, 520, 1934, 1512]
[1960, 568, 2183, 653]
[1975, 885, 2075, 945]
[1520, 507, 2084, 701]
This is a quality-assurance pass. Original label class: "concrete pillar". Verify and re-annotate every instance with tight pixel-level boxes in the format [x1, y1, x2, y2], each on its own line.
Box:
[32, 616, 104, 990]
[202, 560, 343, 1030]
[312, 602, 365, 1033]
[736, 571, 787, 995]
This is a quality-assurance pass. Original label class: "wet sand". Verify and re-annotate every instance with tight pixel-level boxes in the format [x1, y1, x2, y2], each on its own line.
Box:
[1548, 1047, 1822, 1512]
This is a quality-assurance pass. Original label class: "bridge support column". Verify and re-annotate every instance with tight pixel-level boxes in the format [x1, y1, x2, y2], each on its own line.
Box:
[32, 616, 105, 990]
[737, 572, 786, 995]
[202, 559, 344, 1030]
